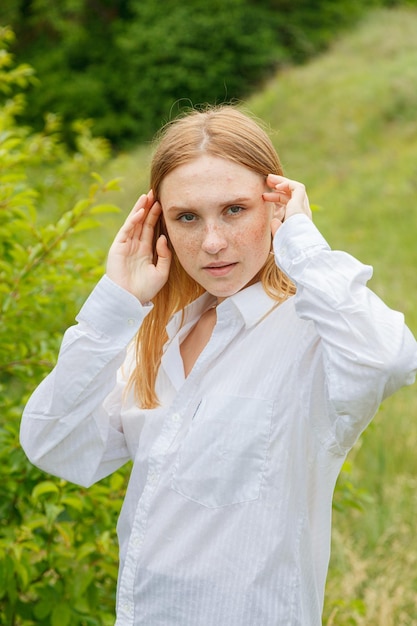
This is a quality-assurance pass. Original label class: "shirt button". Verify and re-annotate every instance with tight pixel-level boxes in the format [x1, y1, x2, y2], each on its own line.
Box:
[172, 413, 181, 422]
[127, 318, 136, 327]
[148, 472, 157, 484]
[122, 602, 133, 614]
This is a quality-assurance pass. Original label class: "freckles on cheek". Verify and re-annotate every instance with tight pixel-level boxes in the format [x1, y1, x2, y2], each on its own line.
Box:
[168, 229, 200, 261]
[244, 222, 271, 254]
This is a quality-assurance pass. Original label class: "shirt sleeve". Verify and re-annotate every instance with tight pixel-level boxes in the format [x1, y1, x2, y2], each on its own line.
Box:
[20, 275, 153, 487]
[273, 214, 417, 453]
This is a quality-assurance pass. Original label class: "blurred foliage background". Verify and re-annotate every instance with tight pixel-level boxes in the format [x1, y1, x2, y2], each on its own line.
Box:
[1, 1, 417, 624]
[0, 0, 403, 147]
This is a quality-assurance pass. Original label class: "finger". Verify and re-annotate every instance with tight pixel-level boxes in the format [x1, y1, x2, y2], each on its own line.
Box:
[266, 174, 302, 195]
[144, 200, 162, 228]
[290, 184, 308, 203]
[116, 191, 159, 245]
[126, 192, 155, 227]
[115, 192, 149, 236]
[268, 175, 310, 207]
[288, 185, 312, 216]
[114, 207, 146, 244]
[130, 193, 149, 216]
[140, 201, 163, 246]
[147, 189, 155, 205]
[262, 191, 290, 203]
[155, 234, 172, 277]
[266, 173, 289, 189]
[264, 176, 292, 204]
[283, 184, 313, 220]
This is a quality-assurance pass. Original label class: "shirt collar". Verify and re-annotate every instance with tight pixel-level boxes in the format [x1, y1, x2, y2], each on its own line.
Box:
[166, 282, 278, 338]
[166, 292, 217, 340]
[224, 282, 278, 328]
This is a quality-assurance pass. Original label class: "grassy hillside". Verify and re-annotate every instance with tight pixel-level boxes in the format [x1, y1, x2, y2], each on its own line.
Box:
[250, 7, 417, 328]
[101, 7, 417, 624]
[249, 8, 417, 624]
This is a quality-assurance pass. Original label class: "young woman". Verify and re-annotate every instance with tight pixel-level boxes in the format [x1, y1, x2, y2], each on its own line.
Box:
[21, 106, 417, 625]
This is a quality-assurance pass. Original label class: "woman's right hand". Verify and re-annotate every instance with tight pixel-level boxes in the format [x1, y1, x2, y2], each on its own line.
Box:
[106, 190, 172, 304]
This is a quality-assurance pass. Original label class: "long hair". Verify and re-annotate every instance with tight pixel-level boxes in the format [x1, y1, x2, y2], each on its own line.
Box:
[130, 105, 296, 408]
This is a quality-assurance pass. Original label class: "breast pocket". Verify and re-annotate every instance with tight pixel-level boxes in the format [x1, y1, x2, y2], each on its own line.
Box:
[171, 394, 272, 508]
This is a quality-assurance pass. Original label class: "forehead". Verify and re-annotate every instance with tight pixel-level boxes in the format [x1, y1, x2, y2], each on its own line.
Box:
[159, 155, 264, 205]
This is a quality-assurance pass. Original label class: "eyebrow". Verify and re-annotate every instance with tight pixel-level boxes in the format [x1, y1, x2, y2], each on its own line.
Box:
[165, 197, 254, 213]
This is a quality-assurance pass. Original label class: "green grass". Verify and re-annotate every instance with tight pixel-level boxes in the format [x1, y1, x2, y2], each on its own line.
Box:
[97, 7, 417, 623]
[247, 8, 417, 623]
[249, 7, 417, 326]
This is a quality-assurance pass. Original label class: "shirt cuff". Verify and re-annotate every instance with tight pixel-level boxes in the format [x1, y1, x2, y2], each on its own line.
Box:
[273, 214, 330, 275]
[76, 275, 153, 339]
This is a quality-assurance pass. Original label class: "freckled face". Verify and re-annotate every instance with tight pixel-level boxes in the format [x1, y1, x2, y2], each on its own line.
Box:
[159, 155, 276, 301]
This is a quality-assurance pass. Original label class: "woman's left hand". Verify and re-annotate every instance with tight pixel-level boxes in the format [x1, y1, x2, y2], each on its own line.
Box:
[263, 174, 312, 237]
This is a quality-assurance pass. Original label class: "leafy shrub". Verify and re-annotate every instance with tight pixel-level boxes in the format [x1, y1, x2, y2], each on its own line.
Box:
[0, 27, 126, 625]
[0, 0, 387, 147]
[112, 0, 283, 144]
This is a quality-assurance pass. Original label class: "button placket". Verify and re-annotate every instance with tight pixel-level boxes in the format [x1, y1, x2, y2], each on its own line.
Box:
[116, 313, 241, 624]
[115, 412, 183, 625]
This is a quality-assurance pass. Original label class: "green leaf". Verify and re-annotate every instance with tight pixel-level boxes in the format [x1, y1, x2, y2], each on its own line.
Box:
[89, 203, 121, 215]
[44, 502, 64, 525]
[61, 494, 84, 512]
[31, 480, 59, 500]
[14, 560, 30, 590]
[51, 603, 71, 626]
[90, 171, 104, 184]
[104, 178, 122, 192]
[76, 542, 97, 562]
[34, 599, 53, 620]
[69, 567, 95, 597]
[71, 218, 101, 233]
[72, 198, 91, 217]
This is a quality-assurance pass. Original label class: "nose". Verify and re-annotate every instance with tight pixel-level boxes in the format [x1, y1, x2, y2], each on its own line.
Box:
[201, 223, 228, 254]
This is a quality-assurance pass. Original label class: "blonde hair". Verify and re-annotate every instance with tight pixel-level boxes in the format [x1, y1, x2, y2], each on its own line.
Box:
[130, 105, 295, 408]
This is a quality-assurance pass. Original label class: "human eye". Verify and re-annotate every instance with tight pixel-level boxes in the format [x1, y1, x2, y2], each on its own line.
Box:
[177, 213, 197, 223]
[226, 205, 245, 216]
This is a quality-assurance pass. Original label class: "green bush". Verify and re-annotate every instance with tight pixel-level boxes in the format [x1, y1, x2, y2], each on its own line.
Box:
[0, 0, 387, 147]
[0, 28, 126, 625]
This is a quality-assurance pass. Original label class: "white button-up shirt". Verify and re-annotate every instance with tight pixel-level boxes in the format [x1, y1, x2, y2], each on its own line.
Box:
[21, 215, 417, 626]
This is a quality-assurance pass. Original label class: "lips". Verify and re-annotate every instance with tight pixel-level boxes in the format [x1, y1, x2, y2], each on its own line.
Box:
[203, 262, 237, 277]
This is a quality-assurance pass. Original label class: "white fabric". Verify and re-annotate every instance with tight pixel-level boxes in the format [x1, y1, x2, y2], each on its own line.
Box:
[21, 214, 417, 626]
